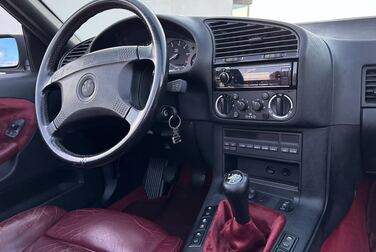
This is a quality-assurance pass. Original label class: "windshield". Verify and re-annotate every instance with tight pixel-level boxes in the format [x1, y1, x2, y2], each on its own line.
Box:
[40, 0, 376, 40]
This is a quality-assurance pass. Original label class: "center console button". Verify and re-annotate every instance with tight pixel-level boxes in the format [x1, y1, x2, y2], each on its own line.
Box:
[279, 233, 297, 251]
[289, 148, 298, 154]
[281, 147, 289, 153]
[270, 146, 278, 152]
[261, 146, 269, 151]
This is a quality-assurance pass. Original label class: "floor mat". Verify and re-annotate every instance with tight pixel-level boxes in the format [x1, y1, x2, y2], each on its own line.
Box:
[321, 180, 371, 252]
[110, 165, 209, 241]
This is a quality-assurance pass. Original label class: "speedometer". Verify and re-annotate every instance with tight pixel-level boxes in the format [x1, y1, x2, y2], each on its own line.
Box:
[167, 40, 191, 72]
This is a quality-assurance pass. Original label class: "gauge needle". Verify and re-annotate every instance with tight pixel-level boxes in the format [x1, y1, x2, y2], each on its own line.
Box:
[169, 53, 179, 61]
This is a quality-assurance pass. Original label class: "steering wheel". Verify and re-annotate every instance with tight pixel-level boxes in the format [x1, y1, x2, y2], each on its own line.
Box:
[35, 0, 167, 167]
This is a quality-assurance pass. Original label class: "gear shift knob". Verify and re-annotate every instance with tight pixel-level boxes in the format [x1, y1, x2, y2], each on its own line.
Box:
[222, 170, 250, 224]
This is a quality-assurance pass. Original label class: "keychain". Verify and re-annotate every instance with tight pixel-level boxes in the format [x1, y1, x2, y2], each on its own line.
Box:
[168, 114, 182, 144]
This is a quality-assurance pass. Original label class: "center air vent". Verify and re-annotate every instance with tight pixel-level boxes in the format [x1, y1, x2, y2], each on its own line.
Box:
[363, 66, 376, 106]
[58, 38, 93, 68]
[206, 19, 299, 64]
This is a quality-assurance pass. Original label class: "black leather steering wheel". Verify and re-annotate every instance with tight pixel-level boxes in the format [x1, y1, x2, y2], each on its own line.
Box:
[35, 0, 167, 167]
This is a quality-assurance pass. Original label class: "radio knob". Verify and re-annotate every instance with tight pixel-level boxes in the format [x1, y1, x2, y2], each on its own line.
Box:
[219, 72, 231, 85]
[251, 100, 263, 112]
[236, 100, 247, 111]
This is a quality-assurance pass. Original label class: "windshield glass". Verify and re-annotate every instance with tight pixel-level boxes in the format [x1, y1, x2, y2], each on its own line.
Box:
[40, 0, 376, 40]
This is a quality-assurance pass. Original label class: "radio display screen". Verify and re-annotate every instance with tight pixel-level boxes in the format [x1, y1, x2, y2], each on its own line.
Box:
[234, 63, 291, 86]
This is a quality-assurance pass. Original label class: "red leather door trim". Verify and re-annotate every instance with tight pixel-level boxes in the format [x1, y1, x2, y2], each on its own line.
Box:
[0, 98, 36, 165]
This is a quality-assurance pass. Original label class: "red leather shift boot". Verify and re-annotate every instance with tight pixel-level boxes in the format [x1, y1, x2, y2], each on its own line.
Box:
[204, 200, 286, 252]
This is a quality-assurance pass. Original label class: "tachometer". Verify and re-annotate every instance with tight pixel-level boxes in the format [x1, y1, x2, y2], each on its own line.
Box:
[167, 40, 191, 72]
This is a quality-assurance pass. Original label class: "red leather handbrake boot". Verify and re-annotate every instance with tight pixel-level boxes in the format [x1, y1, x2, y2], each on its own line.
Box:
[204, 200, 286, 252]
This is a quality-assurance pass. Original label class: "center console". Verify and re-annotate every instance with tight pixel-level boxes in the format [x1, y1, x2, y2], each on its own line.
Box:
[184, 17, 335, 252]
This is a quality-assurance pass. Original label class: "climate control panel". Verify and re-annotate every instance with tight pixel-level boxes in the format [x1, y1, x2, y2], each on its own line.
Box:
[213, 90, 296, 121]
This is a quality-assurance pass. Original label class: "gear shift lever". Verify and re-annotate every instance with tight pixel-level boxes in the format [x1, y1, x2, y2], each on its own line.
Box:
[222, 170, 250, 224]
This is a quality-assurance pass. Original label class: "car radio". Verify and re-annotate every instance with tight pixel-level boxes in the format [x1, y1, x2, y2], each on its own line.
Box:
[214, 62, 297, 89]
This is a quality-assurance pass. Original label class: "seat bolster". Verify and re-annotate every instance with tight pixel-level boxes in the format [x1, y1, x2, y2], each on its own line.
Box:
[24, 236, 93, 252]
[0, 206, 65, 252]
[46, 208, 182, 252]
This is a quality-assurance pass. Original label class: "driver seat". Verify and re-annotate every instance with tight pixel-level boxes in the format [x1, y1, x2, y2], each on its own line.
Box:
[0, 206, 182, 252]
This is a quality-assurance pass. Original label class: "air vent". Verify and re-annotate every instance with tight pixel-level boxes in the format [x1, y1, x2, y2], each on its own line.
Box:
[206, 20, 299, 64]
[58, 38, 93, 68]
[363, 66, 376, 105]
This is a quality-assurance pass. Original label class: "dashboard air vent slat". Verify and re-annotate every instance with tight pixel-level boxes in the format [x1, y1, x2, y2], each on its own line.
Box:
[58, 38, 94, 68]
[363, 67, 376, 105]
[206, 20, 299, 64]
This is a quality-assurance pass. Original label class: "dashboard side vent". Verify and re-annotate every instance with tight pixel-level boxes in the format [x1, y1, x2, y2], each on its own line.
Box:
[206, 19, 299, 64]
[363, 66, 376, 106]
[58, 38, 93, 68]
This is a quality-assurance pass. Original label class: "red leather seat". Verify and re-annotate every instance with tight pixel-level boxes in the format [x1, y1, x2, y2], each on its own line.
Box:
[0, 206, 182, 252]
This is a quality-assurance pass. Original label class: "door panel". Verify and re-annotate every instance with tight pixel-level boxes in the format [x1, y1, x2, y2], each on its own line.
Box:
[0, 98, 36, 168]
[0, 73, 106, 220]
[0, 39, 105, 219]
[0, 5, 106, 220]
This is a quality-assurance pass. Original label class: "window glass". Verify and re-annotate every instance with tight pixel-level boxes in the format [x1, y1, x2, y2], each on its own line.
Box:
[0, 7, 21, 70]
[40, 0, 376, 40]
[0, 7, 22, 35]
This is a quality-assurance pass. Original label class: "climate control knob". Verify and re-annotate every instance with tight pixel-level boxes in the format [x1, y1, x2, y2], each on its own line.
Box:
[215, 94, 233, 117]
[251, 100, 263, 112]
[219, 72, 231, 85]
[236, 100, 247, 111]
[268, 93, 294, 120]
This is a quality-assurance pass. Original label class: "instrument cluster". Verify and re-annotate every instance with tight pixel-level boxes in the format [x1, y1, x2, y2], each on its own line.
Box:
[167, 39, 196, 72]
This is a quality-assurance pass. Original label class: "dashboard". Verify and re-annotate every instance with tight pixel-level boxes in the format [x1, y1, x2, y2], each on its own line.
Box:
[57, 14, 376, 252]
[58, 15, 372, 129]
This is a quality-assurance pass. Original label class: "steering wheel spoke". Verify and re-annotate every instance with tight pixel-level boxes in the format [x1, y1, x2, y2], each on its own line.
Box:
[138, 44, 155, 61]
[125, 107, 142, 126]
[47, 109, 68, 136]
[40, 75, 56, 92]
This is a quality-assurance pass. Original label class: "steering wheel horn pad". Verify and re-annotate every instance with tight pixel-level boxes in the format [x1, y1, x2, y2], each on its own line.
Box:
[35, 0, 167, 168]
